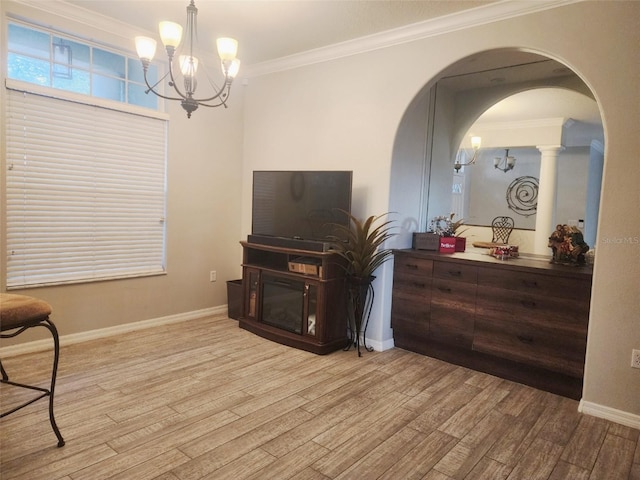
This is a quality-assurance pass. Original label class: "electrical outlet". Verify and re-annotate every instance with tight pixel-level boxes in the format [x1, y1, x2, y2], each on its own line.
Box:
[632, 350, 640, 369]
[209, 270, 217, 282]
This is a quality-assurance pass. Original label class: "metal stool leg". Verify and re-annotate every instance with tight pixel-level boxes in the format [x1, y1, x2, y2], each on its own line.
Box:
[0, 320, 65, 447]
[42, 319, 65, 447]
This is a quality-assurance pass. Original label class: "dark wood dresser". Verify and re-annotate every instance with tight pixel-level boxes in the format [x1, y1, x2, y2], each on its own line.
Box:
[391, 249, 593, 399]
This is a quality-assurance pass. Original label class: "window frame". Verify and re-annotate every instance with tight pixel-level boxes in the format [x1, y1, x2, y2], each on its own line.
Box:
[6, 19, 166, 115]
[4, 18, 170, 289]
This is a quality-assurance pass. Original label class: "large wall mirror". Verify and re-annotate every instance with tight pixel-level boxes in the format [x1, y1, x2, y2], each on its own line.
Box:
[421, 50, 604, 255]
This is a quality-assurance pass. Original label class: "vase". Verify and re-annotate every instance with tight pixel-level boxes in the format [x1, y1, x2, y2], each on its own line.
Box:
[345, 275, 375, 356]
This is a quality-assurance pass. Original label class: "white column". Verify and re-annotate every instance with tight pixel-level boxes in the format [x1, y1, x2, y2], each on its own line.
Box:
[534, 145, 564, 255]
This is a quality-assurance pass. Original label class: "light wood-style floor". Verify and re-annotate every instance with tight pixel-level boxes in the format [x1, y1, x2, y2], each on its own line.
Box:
[1, 314, 638, 480]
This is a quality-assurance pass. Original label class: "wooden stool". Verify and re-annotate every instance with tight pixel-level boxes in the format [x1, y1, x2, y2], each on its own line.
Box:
[0, 293, 65, 447]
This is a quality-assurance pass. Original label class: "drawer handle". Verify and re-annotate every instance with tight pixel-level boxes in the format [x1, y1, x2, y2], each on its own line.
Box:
[520, 300, 536, 308]
[517, 335, 534, 344]
[522, 280, 538, 288]
[405, 263, 419, 270]
[438, 286, 453, 293]
[447, 270, 462, 277]
[413, 282, 426, 288]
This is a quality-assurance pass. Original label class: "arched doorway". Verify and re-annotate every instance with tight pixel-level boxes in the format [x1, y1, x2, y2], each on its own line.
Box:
[387, 48, 604, 397]
[389, 49, 604, 256]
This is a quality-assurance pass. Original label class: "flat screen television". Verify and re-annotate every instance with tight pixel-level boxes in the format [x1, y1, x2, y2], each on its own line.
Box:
[251, 170, 353, 247]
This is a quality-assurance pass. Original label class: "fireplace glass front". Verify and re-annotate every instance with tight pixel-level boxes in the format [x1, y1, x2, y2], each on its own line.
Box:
[261, 274, 305, 334]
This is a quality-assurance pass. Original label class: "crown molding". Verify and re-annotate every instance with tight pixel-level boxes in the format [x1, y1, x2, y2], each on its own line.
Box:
[6, 0, 584, 77]
[6, 0, 155, 46]
[243, 0, 583, 78]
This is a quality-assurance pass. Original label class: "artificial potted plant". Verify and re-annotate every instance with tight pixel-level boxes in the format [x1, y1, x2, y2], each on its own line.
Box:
[328, 210, 396, 356]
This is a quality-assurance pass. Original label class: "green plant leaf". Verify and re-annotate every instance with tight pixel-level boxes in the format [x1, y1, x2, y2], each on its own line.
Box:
[326, 210, 396, 278]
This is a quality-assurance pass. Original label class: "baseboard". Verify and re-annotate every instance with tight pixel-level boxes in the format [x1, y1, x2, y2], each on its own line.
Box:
[579, 400, 640, 429]
[365, 336, 395, 352]
[0, 305, 228, 358]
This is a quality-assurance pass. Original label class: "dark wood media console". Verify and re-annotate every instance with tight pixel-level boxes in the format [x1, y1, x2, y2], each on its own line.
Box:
[239, 241, 348, 354]
[391, 249, 593, 399]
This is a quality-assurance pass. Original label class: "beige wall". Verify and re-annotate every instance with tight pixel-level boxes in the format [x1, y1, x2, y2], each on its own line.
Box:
[241, 2, 640, 419]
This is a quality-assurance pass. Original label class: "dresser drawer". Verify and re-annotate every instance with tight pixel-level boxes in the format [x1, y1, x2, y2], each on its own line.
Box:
[394, 255, 433, 277]
[391, 290, 430, 337]
[473, 315, 586, 377]
[392, 289, 431, 320]
[392, 270, 432, 297]
[475, 286, 589, 333]
[433, 261, 478, 284]
[429, 278, 476, 347]
[477, 266, 591, 301]
[431, 278, 477, 307]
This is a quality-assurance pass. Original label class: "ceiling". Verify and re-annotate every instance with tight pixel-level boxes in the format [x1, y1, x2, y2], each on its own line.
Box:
[436, 51, 602, 128]
[60, 0, 600, 128]
[64, 0, 497, 66]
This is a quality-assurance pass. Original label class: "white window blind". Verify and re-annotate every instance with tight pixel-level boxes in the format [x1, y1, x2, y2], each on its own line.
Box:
[6, 88, 167, 288]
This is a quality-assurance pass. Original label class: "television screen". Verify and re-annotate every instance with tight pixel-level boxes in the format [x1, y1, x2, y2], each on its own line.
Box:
[251, 170, 352, 243]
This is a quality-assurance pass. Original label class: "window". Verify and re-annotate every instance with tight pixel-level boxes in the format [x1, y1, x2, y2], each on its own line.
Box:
[5, 89, 167, 288]
[5, 20, 168, 288]
[7, 22, 159, 110]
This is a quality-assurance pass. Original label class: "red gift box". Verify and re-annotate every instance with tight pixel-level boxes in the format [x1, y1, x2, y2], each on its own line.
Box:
[455, 237, 466, 252]
[439, 237, 456, 254]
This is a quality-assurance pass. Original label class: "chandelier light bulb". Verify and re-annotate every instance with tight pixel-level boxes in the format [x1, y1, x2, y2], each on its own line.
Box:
[217, 37, 238, 61]
[471, 136, 482, 150]
[179, 55, 199, 77]
[159, 21, 183, 49]
[135, 36, 157, 62]
[227, 59, 241, 79]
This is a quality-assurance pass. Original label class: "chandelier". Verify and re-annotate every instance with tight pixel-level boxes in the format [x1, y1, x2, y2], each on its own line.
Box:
[134, 0, 240, 118]
[454, 136, 481, 173]
[494, 148, 516, 172]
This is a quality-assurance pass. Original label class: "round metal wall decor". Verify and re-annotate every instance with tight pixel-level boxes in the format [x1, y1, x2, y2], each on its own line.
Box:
[506, 176, 538, 217]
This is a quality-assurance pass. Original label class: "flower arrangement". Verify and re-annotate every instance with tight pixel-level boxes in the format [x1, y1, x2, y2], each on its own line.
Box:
[429, 213, 467, 237]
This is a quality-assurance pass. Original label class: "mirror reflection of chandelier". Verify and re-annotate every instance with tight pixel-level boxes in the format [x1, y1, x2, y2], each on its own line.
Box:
[453, 136, 482, 172]
[134, 0, 241, 118]
[494, 148, 517, 172]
